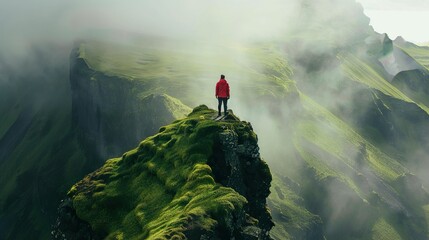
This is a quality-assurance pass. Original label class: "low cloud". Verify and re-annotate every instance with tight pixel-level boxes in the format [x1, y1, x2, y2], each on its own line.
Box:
[2, 1, 429, 237]
[0, 0, 300, 59]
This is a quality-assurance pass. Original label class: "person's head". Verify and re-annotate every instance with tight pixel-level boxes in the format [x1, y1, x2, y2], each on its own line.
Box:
[220, 74, 225, 79]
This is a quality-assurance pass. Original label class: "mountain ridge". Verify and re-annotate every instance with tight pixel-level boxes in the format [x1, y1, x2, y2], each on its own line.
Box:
[2, 0, 429, 239]
[53, 105, 274, 240]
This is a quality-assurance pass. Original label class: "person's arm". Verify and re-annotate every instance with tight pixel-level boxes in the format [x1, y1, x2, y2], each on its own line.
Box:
[215, 82, 219, 98]
[227, 83, 230, 98]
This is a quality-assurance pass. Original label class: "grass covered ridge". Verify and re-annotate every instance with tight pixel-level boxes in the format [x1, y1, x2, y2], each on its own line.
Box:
[68, 105, 266, 239]
[77, 40, 297, 107]
[396, 42, 429, 71]
[339, 52, 429, 114]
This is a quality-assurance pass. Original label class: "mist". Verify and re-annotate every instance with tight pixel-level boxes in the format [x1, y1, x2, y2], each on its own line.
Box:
[2, 0, 429, 238]
[0, 0, 376, 168]
[0, 0, 298, 58]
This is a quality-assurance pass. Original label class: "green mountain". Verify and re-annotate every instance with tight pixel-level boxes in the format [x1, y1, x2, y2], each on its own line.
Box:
[0, 44, 192, 239]
[0, 47, 93, 240]
[2, 0, 429, 239]
[53, 106, 273, 239]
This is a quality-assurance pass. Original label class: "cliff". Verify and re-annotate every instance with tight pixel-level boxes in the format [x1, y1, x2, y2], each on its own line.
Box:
[53, 105, 273, 240]
[3, 0, 429, 239]
[70, 45, 191, 160]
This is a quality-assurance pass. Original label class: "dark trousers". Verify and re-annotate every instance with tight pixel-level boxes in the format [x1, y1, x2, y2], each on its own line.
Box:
[218, 97, 228, 115]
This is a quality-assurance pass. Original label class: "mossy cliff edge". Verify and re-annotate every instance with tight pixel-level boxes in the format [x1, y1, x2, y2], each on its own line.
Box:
[53, 105, 273, 240]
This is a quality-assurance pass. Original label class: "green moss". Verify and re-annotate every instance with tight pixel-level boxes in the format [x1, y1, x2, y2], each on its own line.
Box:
[69, 105, 259, 239]
[268, 174, 322, 240]
[423, 205, 429, 230]
[371, 218, 402, 240]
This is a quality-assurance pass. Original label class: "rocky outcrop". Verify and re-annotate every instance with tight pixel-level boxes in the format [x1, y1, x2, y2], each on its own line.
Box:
[392, 69, 429, 105]
[376, 35, 425, 77]
[53, 106, 273, 240]
[51, 199, 100, 240]
[208, 111, 273, 239]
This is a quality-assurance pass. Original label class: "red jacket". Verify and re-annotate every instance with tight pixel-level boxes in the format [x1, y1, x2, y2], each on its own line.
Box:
[216, 79, 230, 98]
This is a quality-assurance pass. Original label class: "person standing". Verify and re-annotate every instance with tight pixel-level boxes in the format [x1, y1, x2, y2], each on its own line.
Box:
[215, 74, 230, 116]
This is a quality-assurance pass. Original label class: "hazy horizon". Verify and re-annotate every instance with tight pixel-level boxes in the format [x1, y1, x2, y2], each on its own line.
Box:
[357, 0, 429, 43]
[0, 0, 428, 58]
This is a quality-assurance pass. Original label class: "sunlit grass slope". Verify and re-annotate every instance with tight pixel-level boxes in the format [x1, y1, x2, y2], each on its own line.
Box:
[268, 174, 322, 240]
[274, 91, 428, 239]
[78, 39, 296, 107]
[339, 52, 429, 114]
[69, 105, 268, 239]
[371, 218, 402, 240]
[78, 38, 429, 239]
[397, 43, 429, 70]
[298, 93, 406, 182]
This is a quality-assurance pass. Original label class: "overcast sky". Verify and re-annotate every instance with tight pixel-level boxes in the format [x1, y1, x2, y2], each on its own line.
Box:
[357, 0, 429, 43]
[0, 0, 428, 57]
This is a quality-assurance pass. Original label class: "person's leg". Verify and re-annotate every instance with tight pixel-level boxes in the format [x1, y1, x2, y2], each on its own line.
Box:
[223, 98, 228, 115]
[217, 98, 222, 116]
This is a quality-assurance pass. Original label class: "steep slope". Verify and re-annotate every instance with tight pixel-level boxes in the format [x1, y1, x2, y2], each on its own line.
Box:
[251, 3, 429, 238]
[4, 0, 429, 239]
[53, 105, 273, 240]
[395, 37, 429, 71]
[70, 46, 191, 159]
[56, 33, 429, 239]
[0, 45, 191, 240]
[0, 47, 92, 240]
[70, 31, 429, 239]
[273, 29, 429, 238]
[292, 94, 428, 239]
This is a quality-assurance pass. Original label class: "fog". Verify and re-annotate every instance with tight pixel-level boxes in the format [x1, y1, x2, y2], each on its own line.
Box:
[0, 0, 298, 58]
[2, 0, 429, 238]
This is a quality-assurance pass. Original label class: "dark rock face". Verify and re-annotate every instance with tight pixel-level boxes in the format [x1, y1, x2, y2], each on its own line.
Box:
[381, 33, 393, 56]
[394, 174, 429, 207]
[51, 199, 100, 240]
[392, 69, 429, 105]
[208, 112, 273, 240]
